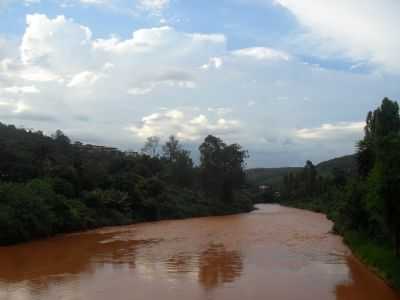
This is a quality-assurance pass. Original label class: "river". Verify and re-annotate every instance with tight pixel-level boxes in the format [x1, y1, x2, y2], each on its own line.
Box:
[0, 204, 398, 300]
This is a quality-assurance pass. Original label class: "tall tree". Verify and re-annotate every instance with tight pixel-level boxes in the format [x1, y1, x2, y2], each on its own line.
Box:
[359, 98, 400, 255]
[162, 136, 194, 188]
[162, 135, 182, 162]
[303, 160, 317, 195]
[357, 98, 400, 177]
[199, 135, 248, 202]
[141, 136, 160, 157]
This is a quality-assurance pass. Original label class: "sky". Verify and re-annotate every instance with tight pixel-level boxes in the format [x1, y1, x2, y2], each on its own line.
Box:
[0, 0, 399, 167]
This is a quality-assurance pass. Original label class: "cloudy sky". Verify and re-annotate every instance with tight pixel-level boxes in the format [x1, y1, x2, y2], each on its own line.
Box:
[0, 0, 399, 167]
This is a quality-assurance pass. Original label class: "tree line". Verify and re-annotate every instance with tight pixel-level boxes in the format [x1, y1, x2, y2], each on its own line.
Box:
[0, 124, 252, 245]
[281, 98, 400, 255]
[279, 97, 400, 287]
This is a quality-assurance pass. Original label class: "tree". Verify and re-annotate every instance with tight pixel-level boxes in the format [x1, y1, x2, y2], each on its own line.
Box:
[141, 136, 160, 157]
[162, 135, 181, 162]
[199, 135, 248, 202]
[357, 98, 400, 256]
[52, 130, 71, 145]
[357, 98, 400, 177]
[199, 135, 227, 196]
[161, 136, 194, 187]
[368, 135, 400, 256]
[303, 160, 317, 195]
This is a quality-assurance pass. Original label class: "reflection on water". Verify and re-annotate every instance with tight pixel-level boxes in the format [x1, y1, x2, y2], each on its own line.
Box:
[0, 232, 152, 283]
[0, 204, 398, 300]
[198, 243, 242, 289]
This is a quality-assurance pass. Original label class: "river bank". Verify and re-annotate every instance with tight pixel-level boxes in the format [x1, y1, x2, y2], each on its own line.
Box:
[282, 200, 400, 291]
[0, 185, 254, 246]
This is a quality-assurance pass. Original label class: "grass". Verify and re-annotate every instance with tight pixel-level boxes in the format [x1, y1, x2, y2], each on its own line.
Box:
[343, 230, 400, 289]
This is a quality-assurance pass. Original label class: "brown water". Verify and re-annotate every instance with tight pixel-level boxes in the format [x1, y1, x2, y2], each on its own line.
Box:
[0, 204, 399, 300]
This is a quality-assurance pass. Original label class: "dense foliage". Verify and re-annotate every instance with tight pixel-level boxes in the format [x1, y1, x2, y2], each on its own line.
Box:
[0, 126, 252, 245]
[278, 97, 400, 287]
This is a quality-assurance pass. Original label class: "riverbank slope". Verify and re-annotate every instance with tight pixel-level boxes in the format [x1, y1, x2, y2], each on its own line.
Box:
[283, 200, 400, 291]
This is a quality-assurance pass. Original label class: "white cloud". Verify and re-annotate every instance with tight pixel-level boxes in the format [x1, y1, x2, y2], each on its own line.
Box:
[79, 0, 106, 4]
[0, 99, 30, 114]
[93, 26, 175, 54]
[127, 87, 154, 95]
[67, 71, 102, 87]
[190, 33, 226, 44]
[138, 0, 169, 12]
[295, 121, 365, 140]
[0, 12, 397, 167]
[201, 57, 223, 70]
[21, 14, 92, 68]
[129, 109, 241, 141]
[2, 85, 40, 94]
[207, 107, 232, 116]
[127, 69, 196, 95]
[232, 47, 290, 61]
[274, 0, 400, 72]
[24, 0, 40, 4]
[10, 14, 225, 94]
[20, 65, 63, 82]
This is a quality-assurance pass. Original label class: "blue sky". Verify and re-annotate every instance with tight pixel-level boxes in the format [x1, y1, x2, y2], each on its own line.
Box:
[0, 0, 399, 167]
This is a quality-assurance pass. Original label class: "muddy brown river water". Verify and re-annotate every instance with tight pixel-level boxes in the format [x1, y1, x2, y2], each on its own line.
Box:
[0, 204, 399, 300]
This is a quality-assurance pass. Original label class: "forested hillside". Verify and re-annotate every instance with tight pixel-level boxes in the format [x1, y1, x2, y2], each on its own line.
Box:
[245, 167, 302, 187]
[0, 125, 252, 245]
[246, 154, 357, 188]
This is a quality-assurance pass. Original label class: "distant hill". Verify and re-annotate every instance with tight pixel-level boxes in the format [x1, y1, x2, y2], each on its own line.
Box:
[245, 167, 302, 187]
[316, 154, 357, 177]
[246, 154, 357, 187]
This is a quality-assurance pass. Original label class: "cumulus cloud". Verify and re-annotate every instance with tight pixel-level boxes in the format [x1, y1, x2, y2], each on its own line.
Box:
[138, 0, 169, 12]
[232, 47, 290, 61]
[67, 71, 103, 88]
[129, 108, 241, 141]
[127, 69, 196, 95]
[274, 0, 400, 72]
[0, 12, 397, 166]
[79, 0, 107, 4]
[201, 57, 223, 70]
[295, 121, 365, 140]
[2, 85, 40, 94]
[21, 14, 93, 71]
[0, 98, 55, 122]
[207, 107, 232, 116]
[10, 14, 226, 95]
[0, 99, 29, 114]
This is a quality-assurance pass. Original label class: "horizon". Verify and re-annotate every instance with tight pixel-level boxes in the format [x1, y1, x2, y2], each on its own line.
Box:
[0, 1, 399, 167]
[0, 119, 355, 169]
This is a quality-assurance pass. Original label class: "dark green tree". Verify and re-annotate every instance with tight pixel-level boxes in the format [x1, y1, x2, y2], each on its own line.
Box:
[141, 136, 160, 157]
[199, 135, 248, 202]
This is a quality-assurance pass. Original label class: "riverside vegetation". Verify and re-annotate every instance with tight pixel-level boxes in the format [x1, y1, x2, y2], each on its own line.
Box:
[274, 98, 400, 289]
[0, 129, 252, 245]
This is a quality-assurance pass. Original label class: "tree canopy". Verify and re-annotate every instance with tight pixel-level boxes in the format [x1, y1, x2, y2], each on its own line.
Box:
[0, 125, 252, 245]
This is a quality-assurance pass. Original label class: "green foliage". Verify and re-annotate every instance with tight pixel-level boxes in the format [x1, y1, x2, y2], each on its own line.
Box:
[278, 97, 400, 288]
[161, 136, 195, 188]
[344, 231, 400, 289]
[199, 135, 248, 202]
[0, 124, 252, 245]
[245, 154, 357, 189]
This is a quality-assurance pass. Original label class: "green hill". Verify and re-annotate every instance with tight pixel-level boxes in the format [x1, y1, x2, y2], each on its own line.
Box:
[246, 154, 357, 187]
[245, 167, 302, 187]
[316, 154, 357, 177]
